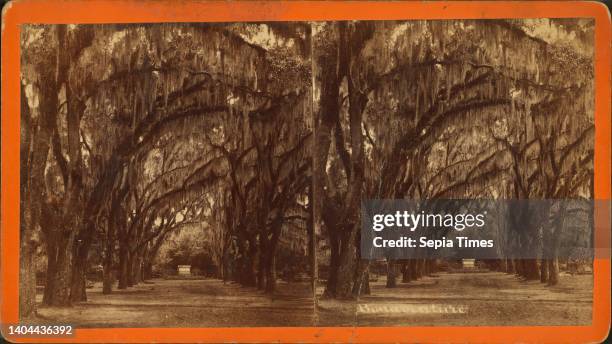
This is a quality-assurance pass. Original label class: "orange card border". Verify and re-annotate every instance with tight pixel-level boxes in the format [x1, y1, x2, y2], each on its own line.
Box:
[1, 1, 610, 343]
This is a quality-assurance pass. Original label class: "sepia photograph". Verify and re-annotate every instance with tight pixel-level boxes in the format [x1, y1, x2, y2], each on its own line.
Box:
[310, 19, 594, 327]
[20, 22, 315, 327]
[19, 18, 595, 328]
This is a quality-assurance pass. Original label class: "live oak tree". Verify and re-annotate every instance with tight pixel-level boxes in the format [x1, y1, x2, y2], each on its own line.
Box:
[21, 25, 95, 309]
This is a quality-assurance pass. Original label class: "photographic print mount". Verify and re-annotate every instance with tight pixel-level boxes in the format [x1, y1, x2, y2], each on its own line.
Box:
[2, 1, 610, 343]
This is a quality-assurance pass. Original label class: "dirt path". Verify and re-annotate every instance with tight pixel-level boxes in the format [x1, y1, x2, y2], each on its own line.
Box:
[34, 272, 592, 327]
[318, 272, 593, 326]
[36, 279, 315, 327]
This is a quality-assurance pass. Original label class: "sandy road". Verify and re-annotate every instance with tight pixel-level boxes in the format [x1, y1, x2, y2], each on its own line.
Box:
[34, 272, 592, 327]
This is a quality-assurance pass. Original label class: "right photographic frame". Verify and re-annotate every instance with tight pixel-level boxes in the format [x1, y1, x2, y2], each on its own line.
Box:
[311, 19, 596, 327]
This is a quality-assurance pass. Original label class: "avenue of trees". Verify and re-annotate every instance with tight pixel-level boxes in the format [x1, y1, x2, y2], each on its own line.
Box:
[19, 19, 594, 318]
[312, 19, 594, 299]
[20, 23, 312, 317]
